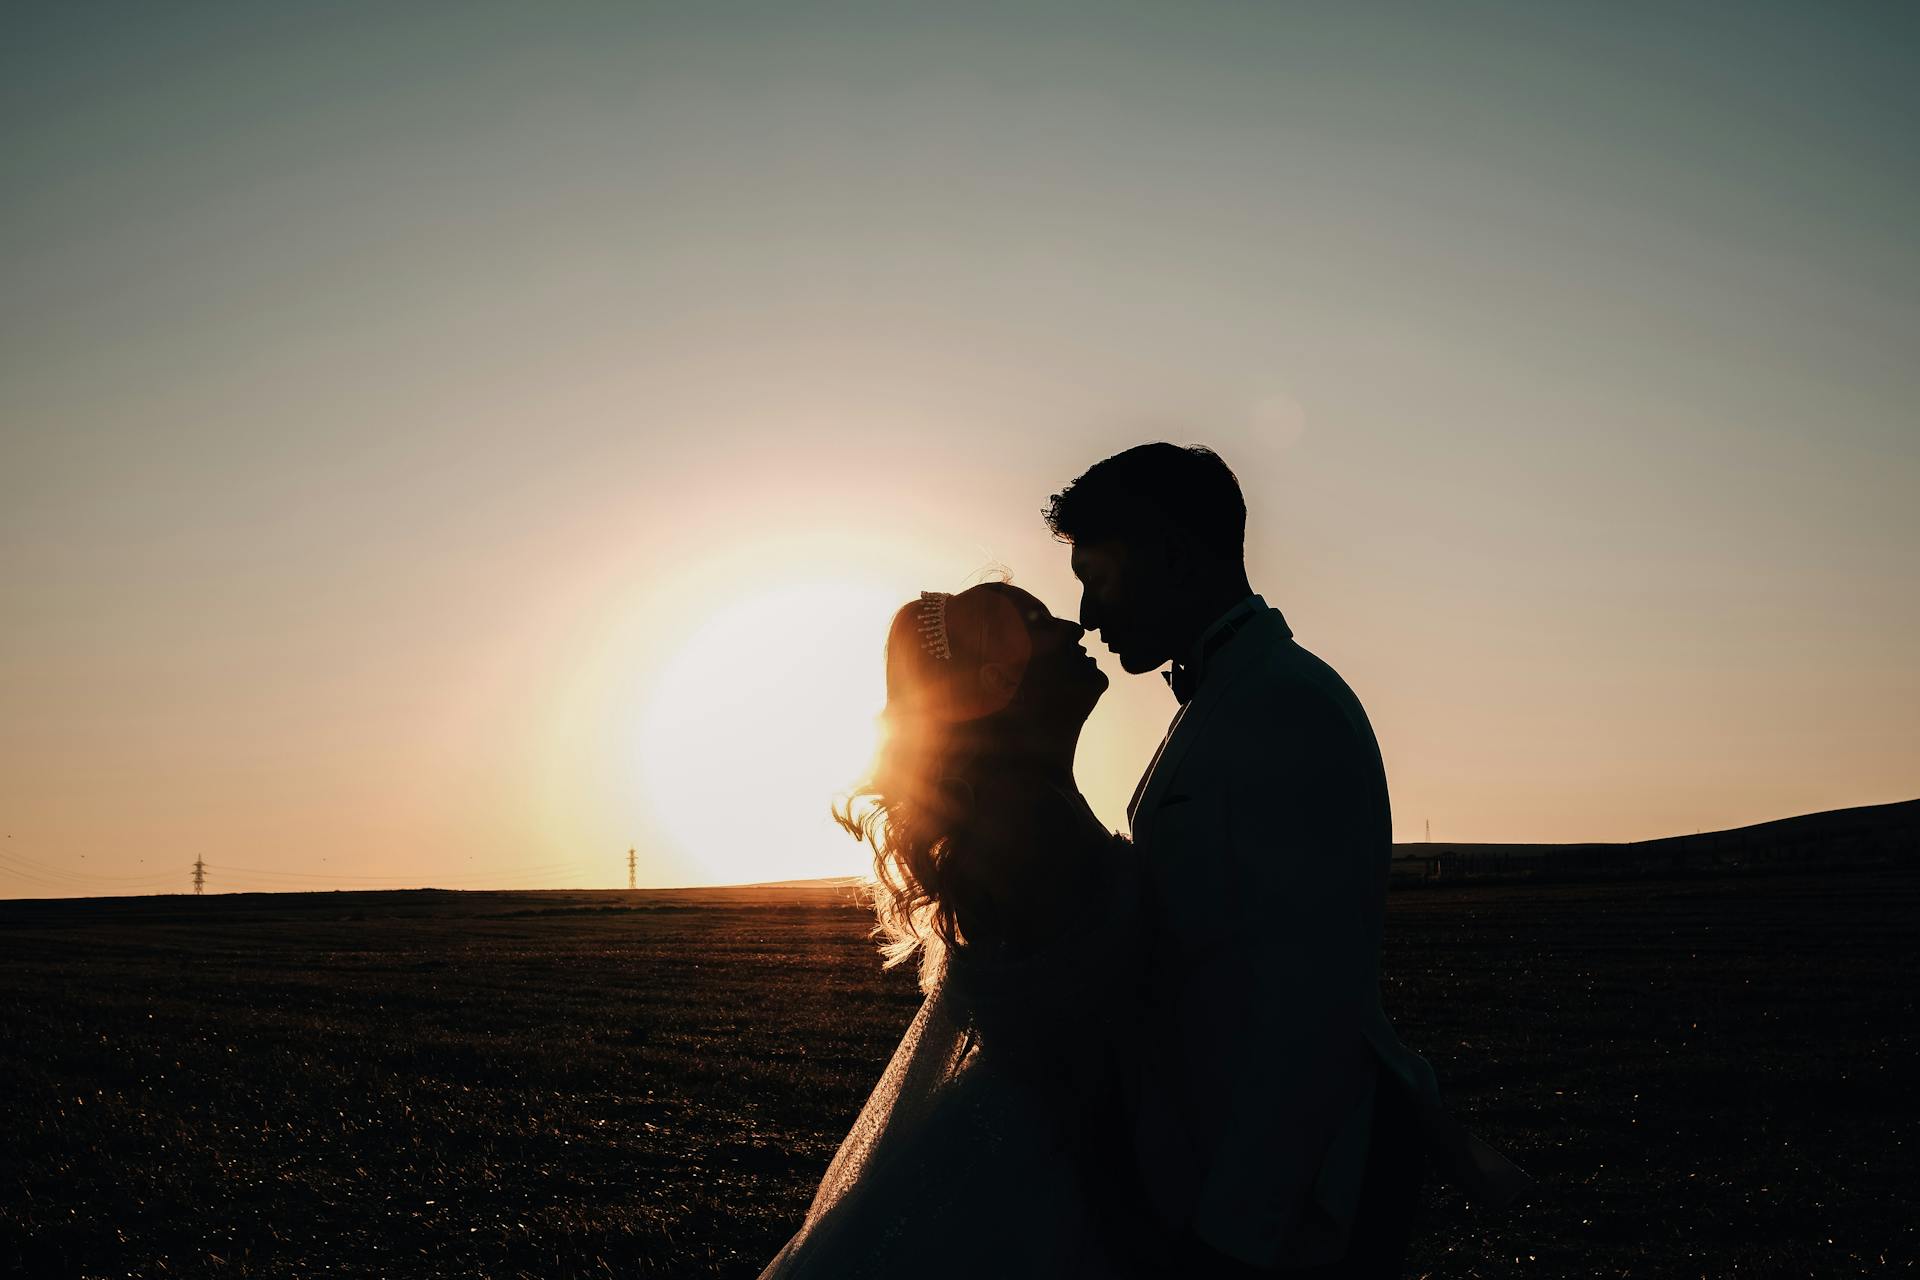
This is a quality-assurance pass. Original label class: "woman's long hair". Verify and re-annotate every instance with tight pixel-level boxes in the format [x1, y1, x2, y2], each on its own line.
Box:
[834, 584, 1031, 991]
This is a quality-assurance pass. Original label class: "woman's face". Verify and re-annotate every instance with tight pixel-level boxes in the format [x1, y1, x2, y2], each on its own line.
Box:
[992, 586, 1108, 720]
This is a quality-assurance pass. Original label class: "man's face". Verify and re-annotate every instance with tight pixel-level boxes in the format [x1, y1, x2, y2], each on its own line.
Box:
[1069, 538, 1174, 673]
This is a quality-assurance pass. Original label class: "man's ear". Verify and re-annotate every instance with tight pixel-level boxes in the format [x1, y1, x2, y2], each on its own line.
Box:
[1157, 525, 1197, 585]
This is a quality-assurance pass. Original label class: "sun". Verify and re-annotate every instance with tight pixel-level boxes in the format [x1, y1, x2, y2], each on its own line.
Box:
[637, 579, 901, 885]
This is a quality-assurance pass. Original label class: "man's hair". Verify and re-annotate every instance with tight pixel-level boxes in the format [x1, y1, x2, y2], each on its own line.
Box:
[1043, 442, 1246, 562]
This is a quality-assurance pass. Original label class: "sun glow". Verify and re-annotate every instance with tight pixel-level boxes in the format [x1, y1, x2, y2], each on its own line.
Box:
[637, 579, 901, 886]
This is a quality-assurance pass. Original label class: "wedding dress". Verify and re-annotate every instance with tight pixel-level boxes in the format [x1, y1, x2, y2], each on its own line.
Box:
[759, 841, 1145, 1279]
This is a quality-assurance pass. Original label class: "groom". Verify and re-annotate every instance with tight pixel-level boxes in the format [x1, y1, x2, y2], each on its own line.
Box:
[1047, 443, 1439, 1277]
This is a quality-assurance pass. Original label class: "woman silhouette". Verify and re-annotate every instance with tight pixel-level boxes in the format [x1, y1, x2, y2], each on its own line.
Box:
[758, 582, 1152, 1278]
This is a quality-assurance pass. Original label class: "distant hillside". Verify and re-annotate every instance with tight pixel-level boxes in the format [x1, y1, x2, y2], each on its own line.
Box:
[736, 876, 866, 891]
[1391, 797, 1920, 882]
[8, 803, 1909, 911]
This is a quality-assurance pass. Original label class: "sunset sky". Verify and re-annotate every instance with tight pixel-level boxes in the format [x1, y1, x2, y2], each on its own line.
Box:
[3, 3, 1915, 896]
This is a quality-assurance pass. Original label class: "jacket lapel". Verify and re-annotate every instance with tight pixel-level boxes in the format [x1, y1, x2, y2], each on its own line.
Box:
[1127, 609, 1287, 837]
[1127, 704, 1187, 832]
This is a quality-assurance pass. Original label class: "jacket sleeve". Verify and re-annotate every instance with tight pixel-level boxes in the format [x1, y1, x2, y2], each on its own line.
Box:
[1182, 683, 1386, 1266]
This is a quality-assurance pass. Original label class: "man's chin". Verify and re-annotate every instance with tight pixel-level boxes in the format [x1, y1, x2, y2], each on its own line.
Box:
[1117, 651, 1168, 676]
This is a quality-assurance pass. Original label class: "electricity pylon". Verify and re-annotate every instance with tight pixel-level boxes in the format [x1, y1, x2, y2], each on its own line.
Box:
[627, 848, 636, 891]
[192, 856, 206, 895]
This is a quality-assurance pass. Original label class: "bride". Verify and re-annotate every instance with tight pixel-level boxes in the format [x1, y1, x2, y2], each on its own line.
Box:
[759, 582, 1154, 1278]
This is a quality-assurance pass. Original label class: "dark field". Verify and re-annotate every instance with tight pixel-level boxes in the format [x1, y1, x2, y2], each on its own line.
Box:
[2, 869, 1914, 1279]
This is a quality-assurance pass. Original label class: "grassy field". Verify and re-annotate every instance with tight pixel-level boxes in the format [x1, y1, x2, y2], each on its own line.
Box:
[2, 867, 1914, 1278]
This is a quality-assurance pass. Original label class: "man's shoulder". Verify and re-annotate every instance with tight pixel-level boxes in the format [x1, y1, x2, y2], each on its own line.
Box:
[1236, 633, 1364, 715]
[1199, 637, 1388, 812]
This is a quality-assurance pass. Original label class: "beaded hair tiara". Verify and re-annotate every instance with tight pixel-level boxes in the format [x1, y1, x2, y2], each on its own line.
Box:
[915, 590, 952, 661]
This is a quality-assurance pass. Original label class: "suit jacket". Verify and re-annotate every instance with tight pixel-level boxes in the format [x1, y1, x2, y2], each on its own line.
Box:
[1128, 600, 1445, 1270]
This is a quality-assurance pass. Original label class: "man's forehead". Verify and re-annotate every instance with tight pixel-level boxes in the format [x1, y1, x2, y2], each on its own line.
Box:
[1070, 541, 1124, 576]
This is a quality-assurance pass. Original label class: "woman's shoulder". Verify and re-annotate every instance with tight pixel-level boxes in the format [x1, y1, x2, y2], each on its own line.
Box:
[972, 765, 1125, 850]
[973, 772, 1127, 888]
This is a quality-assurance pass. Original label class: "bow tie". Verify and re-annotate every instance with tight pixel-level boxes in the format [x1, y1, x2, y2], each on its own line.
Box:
[1162, 605, 1267, 704]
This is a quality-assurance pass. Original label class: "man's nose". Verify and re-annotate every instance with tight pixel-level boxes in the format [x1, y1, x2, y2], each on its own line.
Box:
[1077, 593, 1098, 632]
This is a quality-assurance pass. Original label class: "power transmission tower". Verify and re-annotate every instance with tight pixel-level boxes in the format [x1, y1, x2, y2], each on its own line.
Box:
[627, 847, 636, 891]
[192, 856, 207, 895]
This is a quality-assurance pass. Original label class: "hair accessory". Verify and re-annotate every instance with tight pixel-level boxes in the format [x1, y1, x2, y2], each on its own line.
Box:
[916, 590, 952, 660]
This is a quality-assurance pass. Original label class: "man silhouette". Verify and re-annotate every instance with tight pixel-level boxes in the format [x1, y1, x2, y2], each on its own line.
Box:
[1047, 444, 1523, 1277]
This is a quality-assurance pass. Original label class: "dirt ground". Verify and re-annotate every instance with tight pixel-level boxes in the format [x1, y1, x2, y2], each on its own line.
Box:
[2, 866, 1913, 1278]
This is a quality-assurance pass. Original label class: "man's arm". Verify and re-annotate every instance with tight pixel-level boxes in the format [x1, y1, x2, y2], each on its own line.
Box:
[1181, 684, 1385, 1266]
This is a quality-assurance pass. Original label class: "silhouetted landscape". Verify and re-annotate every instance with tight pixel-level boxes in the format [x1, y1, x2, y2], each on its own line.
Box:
[3, 802, 1914, 1277]
[1389, 797, 1920, 883]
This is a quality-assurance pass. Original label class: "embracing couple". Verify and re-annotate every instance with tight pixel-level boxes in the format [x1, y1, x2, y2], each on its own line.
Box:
[761, 444, 1528, 1278]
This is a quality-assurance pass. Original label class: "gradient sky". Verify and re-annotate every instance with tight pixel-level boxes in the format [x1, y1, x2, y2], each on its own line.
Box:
[3, 1, 1916, 896]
